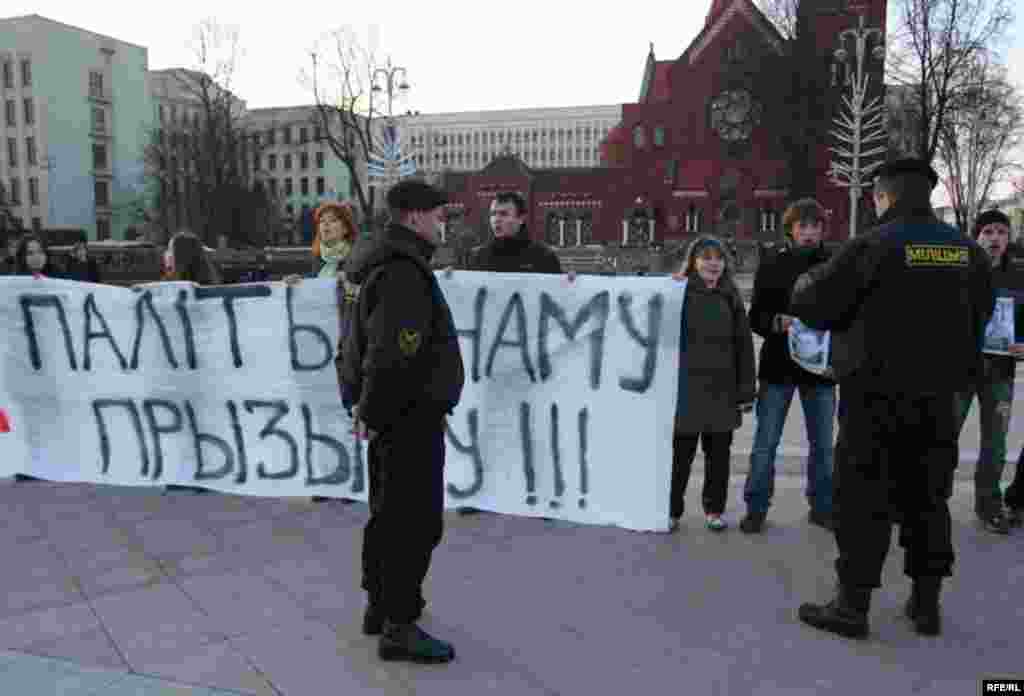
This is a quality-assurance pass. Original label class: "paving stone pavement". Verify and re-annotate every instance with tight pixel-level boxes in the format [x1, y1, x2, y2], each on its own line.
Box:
[1, 473, 1021, 696]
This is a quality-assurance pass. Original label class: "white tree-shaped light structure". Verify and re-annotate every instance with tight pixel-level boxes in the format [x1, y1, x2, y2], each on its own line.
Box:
[829, 14, 887, 239]
[367, 118, 417, 187]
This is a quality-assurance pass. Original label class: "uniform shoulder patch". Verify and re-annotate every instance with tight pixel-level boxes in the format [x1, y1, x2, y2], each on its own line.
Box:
[398, 328, 422, 356]
[904, 244, 969, 267]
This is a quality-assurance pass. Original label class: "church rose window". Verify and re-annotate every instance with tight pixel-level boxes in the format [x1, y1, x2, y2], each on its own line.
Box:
[710, 90, 763, 143]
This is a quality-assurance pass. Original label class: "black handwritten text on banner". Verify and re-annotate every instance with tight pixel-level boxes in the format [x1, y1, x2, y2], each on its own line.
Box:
[0, 274, 684, 531]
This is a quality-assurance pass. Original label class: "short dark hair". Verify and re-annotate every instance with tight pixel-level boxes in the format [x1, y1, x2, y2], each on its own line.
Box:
[15, 233, 49, 275]
[493, 191, 527, 217]
[782, 198, 826, 238]
[874, 171, 933, 208]
[974, 209, 1012, 238]
[386, 179, 448, 215]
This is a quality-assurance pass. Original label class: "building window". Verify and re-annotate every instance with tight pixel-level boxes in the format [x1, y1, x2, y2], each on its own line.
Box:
[253, 154, 260, 170]
[666, 158, 679, 185]
[1, 61, 12, 89]
[284, 154, 292, 170]
[266, 129, 275, 145]
[761, 206, 779, 234]
[685, 205, 702, 233]
[285, 203, 294, 217]
[96, 217, 111, 240]
[284, 178, 293, 196]
[299, 127, 308, 143]
[654, 127, 665, 147]
[93, 144, 108, 170]
[267, 178, 278, 197]
[7, 137, 16, 167]
[26, 136, 36, 165]
[268, 154, 277, 171]
[4, 99, 14, 127]
[633, 125, 646, 149]
[300, 152, 309, 170]
[31, 216, 41, 231]
[315, 151, 324, 169]
[89, 71, 104, 99]
[316, 176, 325, 195]
[159, 104, 166, 123]
[94, 180, 110, 207]
[313, 125, 321, 141]
[282, 127, 291, 145]
[28, 177, 39, 205]
[91, 107, 106, 133]
[252, 132, 261, 146]
[9, 177, 20, 204]
[23, 98, 34, 125]
[20, 59, 31, 87]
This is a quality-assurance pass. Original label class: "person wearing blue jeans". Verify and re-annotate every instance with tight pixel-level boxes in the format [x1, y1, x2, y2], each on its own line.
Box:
[741, 199, 836, 533]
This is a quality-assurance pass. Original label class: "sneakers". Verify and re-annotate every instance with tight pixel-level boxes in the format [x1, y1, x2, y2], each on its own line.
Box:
[740, 511, 767, 534]
[378, 621, 455, 664]
[798, 585, 871, 639]
[979, 511, 1011, 535]
[705, 514, 728, 532]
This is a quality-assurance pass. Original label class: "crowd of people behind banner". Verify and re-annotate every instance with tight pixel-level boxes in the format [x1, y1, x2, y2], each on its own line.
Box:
[1, 157, 1022, 662]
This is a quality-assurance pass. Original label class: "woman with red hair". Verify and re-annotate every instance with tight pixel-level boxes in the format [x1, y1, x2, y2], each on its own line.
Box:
[286, 201, 361, 504]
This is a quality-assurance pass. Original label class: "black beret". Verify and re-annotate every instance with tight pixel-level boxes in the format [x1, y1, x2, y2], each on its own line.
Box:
[975, 209, 1011, 232]
[385, 180, 449, 212]
[874, 158, 940, 189]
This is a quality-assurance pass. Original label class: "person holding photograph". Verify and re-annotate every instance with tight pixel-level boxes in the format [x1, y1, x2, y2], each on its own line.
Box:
[669, 235, 756, 531]
[955, 209, 1024, 535]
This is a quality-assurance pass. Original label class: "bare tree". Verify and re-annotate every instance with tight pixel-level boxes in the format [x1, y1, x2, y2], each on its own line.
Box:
[936, 55, 1023, 231]
[144, 19, 269, 246]
[888, 0, 1015, 163]
[303, 26, 403, 228]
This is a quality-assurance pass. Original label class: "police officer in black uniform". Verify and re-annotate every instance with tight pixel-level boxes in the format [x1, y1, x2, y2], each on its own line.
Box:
[788, 159, 994, 640]
[339, 180, 465, 664]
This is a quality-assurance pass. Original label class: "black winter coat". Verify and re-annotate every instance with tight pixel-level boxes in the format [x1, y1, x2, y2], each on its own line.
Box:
[748, 241, 834, 386]
[790, 202, 994, 395]
[338, 224, 465, 433]
[467, 233, 562, 273]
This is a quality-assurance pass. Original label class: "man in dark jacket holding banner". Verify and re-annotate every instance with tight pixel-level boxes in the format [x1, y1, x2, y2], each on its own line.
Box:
[789, 159, 994, 640]
[339, 179, 465, 664]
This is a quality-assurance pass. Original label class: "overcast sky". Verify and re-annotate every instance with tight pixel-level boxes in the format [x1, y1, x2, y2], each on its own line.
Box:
[7, 0, 1023, 202]
[11, 0, 1022, 114]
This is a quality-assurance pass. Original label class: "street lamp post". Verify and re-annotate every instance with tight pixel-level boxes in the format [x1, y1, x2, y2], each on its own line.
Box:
[367, 58, 415, 198]
[828, 14, 887, 239]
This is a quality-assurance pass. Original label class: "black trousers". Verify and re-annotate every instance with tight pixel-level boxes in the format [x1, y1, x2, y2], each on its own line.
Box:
[1006, 449, 1024, 511]
[361, 413, 445, 624]
[833, 386, 957, 589]
[671, 431, 733, 517]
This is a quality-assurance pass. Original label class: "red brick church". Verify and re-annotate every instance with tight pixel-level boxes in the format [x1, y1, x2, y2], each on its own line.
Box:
[438, 0, 888, 260]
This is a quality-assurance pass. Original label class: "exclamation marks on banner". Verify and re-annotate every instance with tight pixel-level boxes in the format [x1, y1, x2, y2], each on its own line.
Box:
[520, 402, 591, 510]
[578, 407, 589, 509]
[549, 404, 565, 509]
[521, 402, 537, 505]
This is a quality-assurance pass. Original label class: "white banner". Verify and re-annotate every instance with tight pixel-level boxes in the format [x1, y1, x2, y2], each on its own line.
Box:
[0, 274, 683, 532]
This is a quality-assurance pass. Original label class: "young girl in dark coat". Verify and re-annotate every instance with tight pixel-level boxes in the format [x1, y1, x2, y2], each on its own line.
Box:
[670, 235, 756, 531]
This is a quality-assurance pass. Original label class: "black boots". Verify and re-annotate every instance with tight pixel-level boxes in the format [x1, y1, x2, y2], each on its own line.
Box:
[363, 605, 384, 636]
[798, 585, 871, 639]
[378, 621, 455, 664]
[740, 511, 767, 534]
[904, 577, 942, 636]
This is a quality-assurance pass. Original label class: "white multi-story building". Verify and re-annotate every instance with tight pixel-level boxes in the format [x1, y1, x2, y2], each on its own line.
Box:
[401, 104, 621, 173]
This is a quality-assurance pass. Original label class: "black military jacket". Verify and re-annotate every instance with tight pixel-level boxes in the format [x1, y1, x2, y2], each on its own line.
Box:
[338, 224, 465, 433]
[790, 202, 994, 394]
